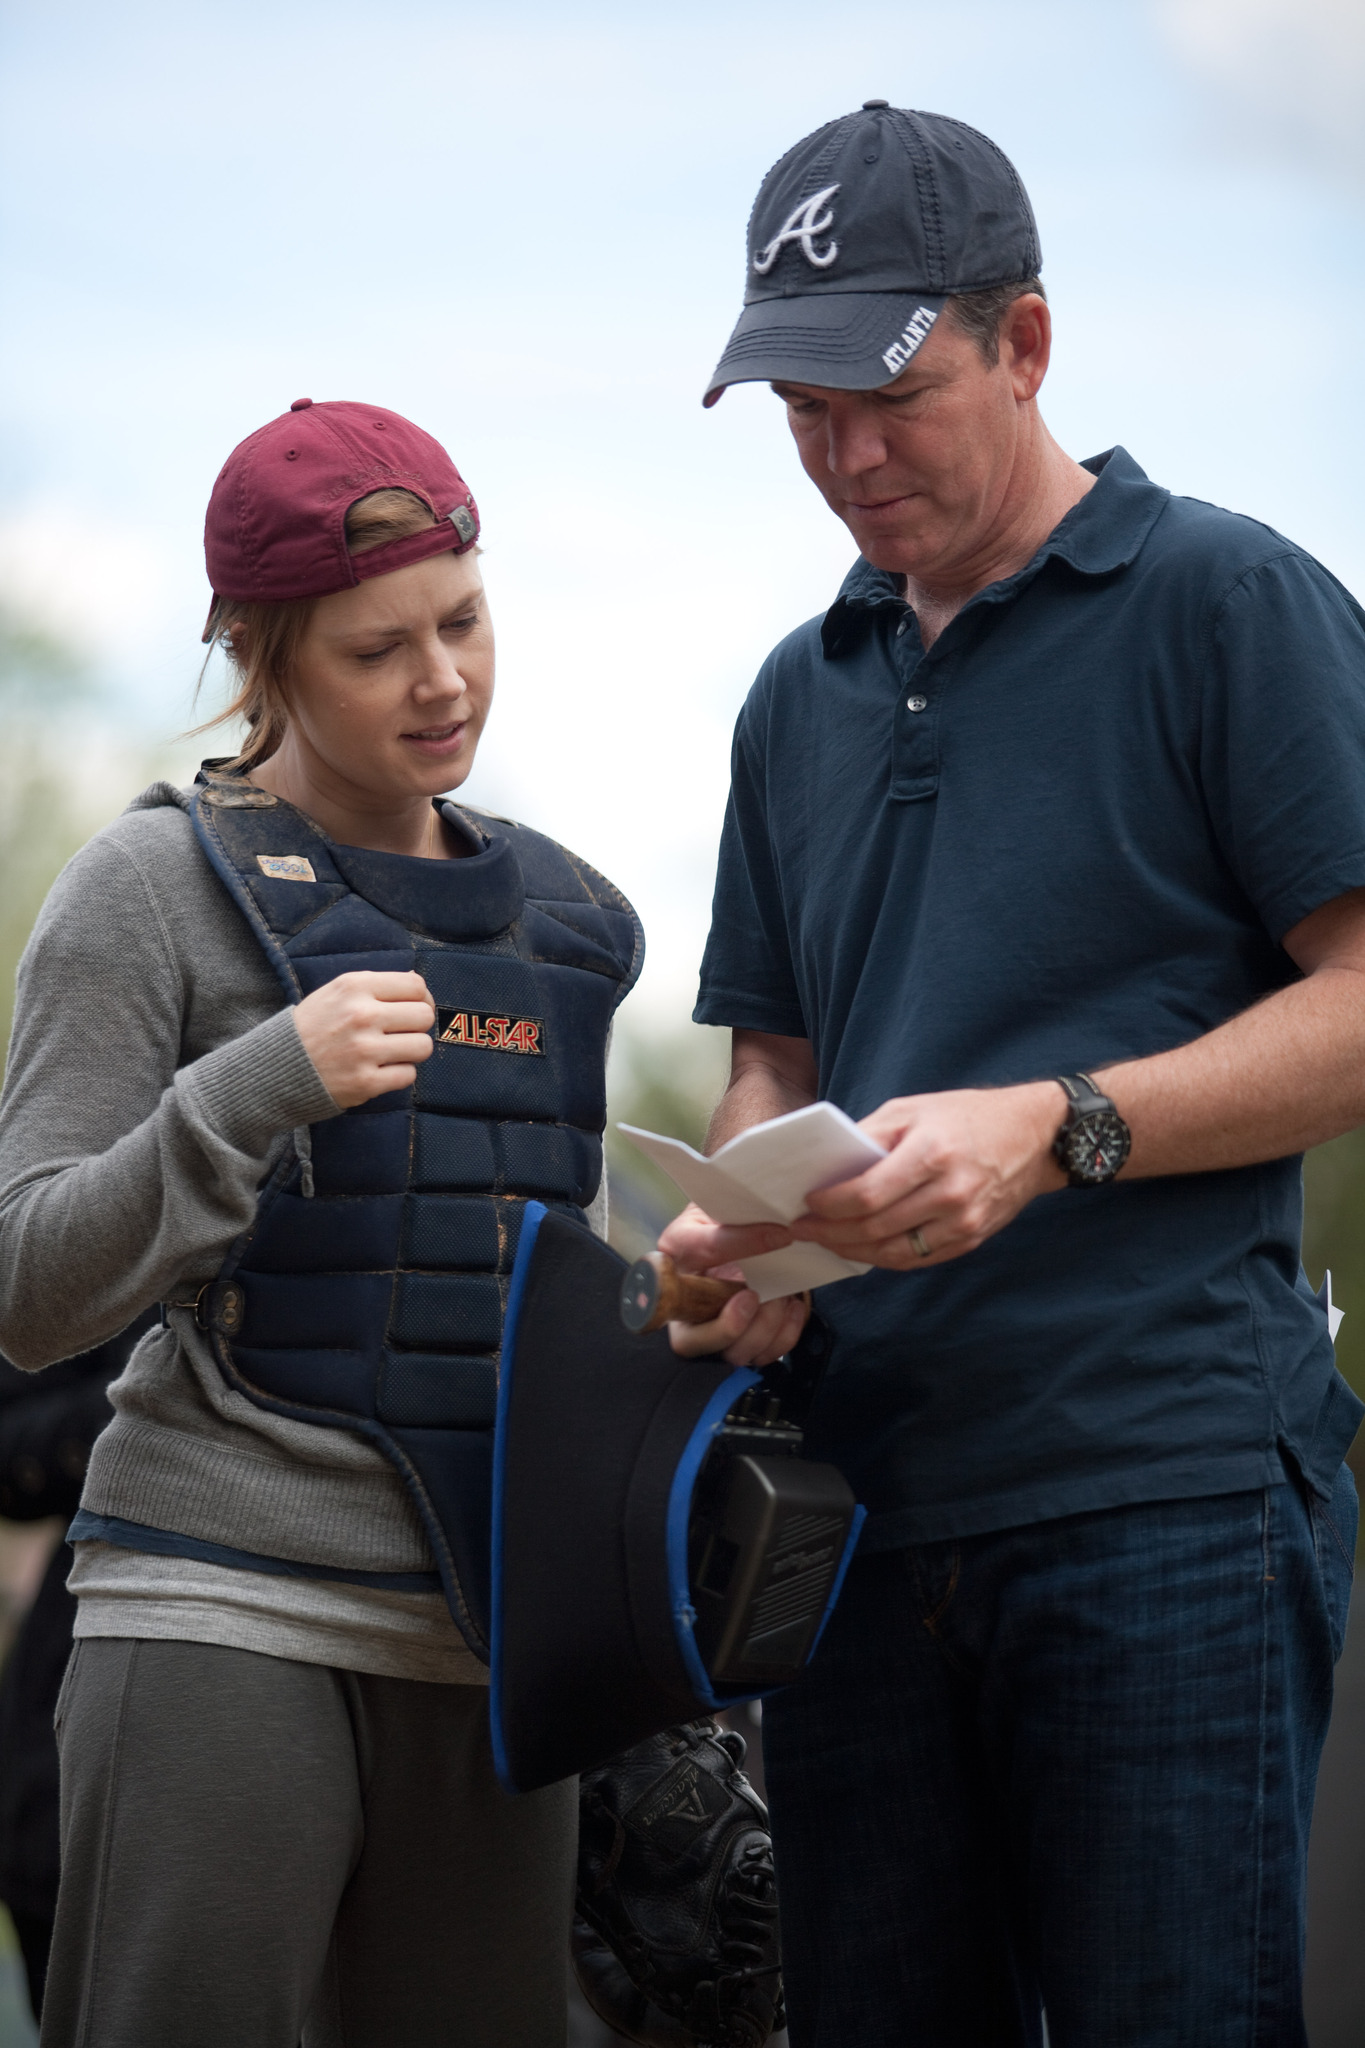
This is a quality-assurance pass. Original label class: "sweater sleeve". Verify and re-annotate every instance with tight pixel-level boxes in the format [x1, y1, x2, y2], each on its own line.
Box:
[0, 833, 339, 1370]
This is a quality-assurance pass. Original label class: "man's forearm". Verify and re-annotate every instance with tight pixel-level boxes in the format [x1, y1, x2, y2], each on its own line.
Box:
[1097, 963, 1365, 1178]
[704, 1032, 818, 1153]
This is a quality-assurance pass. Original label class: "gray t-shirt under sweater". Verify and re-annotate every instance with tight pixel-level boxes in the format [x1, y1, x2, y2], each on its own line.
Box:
[0, 782, 606, 1682]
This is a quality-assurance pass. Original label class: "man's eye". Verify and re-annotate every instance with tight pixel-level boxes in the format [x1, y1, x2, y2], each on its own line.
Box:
[442, 614, 479, 634]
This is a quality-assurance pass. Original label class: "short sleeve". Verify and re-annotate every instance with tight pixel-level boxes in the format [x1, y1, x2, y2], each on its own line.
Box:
[694, 693, 808, 1036]
[1200, 551, 1365, 941]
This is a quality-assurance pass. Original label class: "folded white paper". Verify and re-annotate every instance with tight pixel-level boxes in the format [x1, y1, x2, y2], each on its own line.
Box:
[1320, 1269, 1345, 1342]
[617, 1100, 886, 1301]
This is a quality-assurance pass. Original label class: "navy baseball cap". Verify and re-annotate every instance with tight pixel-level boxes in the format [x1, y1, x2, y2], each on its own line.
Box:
[704, 103, 1042, 405]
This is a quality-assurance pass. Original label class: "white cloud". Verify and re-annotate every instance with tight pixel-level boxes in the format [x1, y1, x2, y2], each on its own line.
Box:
[1154, 0, 1365, 182]
[0, 504, 174, 661]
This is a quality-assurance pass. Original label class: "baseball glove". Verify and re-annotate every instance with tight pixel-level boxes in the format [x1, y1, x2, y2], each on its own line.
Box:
[572, 1719, 785, 2047]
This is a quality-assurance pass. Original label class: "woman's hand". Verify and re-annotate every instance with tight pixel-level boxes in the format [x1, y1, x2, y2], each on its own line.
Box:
[656, 1203, 810, 1367]
[294, 971, 436, 1107]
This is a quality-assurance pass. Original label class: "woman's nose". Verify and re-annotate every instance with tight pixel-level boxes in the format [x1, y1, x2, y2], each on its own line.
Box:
[413, 642, 468, 700]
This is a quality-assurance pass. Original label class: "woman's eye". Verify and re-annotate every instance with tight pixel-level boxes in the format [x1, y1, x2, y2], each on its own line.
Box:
[442, 614, 479, 635]
[357, 644, 398, 664]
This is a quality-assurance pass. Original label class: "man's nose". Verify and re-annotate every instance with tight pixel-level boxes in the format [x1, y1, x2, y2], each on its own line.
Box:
[823, 405, 888, 480]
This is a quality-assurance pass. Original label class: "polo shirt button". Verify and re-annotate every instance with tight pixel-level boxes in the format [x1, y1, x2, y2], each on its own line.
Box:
[906, 694, 928, 712]
[896, 617, 910, 636]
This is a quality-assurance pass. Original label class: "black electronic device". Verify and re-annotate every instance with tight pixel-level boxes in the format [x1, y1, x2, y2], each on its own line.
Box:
[491, 1205, 863, 1793]
[687, 1383, 856, 1687]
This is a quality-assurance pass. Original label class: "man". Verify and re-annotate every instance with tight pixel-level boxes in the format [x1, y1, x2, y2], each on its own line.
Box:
[661, 102, 1365, 2045]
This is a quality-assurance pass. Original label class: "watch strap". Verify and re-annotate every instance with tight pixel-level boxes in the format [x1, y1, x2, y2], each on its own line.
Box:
[1056, 1072, 1110, 1120]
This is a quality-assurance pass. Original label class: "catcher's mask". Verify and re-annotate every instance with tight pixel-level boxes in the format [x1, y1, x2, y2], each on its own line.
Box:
[490, 1204, 865, 1792]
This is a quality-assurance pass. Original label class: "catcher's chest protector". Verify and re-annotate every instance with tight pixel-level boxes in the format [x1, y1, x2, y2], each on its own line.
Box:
[187, 766, 642, 1657]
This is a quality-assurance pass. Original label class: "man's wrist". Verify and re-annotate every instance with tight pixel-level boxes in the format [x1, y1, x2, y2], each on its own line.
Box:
[1050, 1071, 1133, 1186]
[1026, 1080, 1071, 1194]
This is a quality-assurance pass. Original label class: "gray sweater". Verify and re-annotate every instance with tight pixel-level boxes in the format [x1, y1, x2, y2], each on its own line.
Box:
[0, 781, 601, 1682]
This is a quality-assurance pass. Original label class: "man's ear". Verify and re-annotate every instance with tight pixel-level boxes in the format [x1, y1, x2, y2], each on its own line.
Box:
[1002, 294, 1051, 402]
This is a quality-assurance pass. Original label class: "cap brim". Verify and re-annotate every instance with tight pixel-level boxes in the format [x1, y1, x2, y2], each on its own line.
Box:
[702, 289, 948, 406]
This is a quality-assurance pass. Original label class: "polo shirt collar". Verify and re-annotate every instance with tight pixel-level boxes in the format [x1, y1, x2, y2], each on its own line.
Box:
[821, 446, 1169, 657]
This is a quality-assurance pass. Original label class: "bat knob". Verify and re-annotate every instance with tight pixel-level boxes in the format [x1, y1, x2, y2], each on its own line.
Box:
[620, 1257, 662, 1334]
[619, 1252, 747, 1334]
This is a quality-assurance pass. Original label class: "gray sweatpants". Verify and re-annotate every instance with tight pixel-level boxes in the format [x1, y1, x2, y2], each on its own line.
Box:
[41, 1637, 577, 2048]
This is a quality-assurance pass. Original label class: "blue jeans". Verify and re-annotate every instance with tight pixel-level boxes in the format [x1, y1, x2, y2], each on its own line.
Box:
[762, 1464, 1358, 2047]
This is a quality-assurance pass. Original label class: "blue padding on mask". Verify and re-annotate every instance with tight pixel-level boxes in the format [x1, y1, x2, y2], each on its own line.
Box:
[490, 1198, 549, 1791]
[664, 1367, 761, 1710]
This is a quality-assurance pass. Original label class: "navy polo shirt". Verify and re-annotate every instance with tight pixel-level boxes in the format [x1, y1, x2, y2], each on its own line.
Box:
[695, 448, 1365, 1548]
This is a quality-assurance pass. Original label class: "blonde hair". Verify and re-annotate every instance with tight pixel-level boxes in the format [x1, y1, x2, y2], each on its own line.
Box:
[195, 489, 438, 770]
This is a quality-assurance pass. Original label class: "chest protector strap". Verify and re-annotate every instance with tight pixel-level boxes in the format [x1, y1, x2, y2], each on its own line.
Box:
[188, 767, 642, 1659]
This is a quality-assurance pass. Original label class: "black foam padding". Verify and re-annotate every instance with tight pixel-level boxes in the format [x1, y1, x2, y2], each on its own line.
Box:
[390, 1424, 494, 1651]
[495, 1211, 736, 1792]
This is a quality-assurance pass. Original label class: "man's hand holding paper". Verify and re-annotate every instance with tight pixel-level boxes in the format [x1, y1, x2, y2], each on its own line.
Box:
[625, 1100, 884, 1365]
[793, 1082, 1068, 1268]
[641, 1081, 1071, 1365]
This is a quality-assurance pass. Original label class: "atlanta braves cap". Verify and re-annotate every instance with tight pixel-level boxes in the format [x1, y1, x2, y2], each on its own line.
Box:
[203, 398, 480, 612]
[703, 103, 1041, 405]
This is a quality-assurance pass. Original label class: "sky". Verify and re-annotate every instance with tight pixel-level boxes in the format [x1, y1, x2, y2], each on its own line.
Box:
[2, 0, 1364, 1025]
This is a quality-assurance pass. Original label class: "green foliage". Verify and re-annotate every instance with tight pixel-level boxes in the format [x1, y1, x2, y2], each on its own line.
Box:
[0, 737, 96, 1062]
[0, 606, 98, 1064]
[0, 603, 87, 699]
[1303, 1132, 1365, 1413]
[603, 1022, 730, 1259]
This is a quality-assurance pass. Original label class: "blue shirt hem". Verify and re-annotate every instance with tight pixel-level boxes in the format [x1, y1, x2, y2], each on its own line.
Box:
[66, 1510, 445, 1594]
[855, 1451, 1287, 1551]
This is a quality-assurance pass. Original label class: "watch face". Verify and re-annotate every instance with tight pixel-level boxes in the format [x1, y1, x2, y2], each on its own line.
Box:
[1065, 1110, 1131, 1185]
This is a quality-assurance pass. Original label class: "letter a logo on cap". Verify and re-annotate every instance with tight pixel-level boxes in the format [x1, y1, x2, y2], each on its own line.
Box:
[753, 184, 840, 275]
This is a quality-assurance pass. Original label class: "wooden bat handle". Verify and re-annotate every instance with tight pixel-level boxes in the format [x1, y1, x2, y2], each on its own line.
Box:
[619, 1251, 747, 1334]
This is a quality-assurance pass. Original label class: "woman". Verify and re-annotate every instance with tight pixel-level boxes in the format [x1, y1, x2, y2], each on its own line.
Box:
[0, 398, 643, 2048]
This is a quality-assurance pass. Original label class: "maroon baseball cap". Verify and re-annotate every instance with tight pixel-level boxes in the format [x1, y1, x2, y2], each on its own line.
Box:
[203, 398, 480, 615]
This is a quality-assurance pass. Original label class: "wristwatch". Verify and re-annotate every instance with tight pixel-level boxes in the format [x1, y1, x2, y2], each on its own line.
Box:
[1052, 1073, 1131, 1187]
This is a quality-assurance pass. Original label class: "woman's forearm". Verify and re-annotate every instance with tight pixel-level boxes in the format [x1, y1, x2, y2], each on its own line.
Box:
[0, 842, 336, 1369]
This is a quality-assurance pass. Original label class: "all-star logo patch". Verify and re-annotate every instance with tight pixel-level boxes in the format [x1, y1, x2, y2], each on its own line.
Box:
[436, 1008, 545, 1056]
[255, 853, 317, 882]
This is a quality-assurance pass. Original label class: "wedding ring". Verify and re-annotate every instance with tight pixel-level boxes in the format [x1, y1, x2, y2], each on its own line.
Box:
[911, 1227, 931, 1258]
